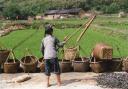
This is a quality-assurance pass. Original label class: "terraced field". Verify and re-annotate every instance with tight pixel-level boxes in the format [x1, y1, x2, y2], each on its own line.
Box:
[0, 15, 128, 59]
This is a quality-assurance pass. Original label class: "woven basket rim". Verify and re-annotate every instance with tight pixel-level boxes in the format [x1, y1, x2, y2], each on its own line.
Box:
[21, 63, 37, 65]
[38, 58, 44, 63]
[0, 49, 10, 51]
[64, 48, 77, 50]
[90, 61, 103, 63]
[60, 61, 72, 63]
[5, 59, 19, 63]
[20, 55, 38, 64]
[20, 60, 37, 64]
[74, 60, 89, 62]
[4, 61, 20, 65]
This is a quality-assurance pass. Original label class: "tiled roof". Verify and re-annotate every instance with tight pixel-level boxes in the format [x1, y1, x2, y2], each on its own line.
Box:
[45, 8, 82, 15]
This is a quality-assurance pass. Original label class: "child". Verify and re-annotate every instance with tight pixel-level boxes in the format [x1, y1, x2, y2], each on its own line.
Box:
[41, 24, 65, 87]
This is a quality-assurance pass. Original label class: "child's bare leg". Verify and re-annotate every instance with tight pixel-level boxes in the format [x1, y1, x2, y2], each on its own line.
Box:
[56, 74, 61, 86]
[46, 76, 50, 87]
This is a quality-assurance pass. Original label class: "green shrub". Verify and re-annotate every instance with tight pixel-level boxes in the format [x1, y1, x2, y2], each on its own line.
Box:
[101, 3, 120, 14]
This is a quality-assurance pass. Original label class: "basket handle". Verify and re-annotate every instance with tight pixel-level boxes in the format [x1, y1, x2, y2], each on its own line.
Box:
[27, 49, 35, 64]
[60, 48, 65, 62]
[25, 48, 33, 56]
[63, 46, 80, 61]
[41, 57, 44, 63]
[73, 45, 80, 61]
[5, 49, 16, 63]
[80, 55, 84, 62]
[126, 57, 128, 60]
[73, 50, 78, 61]
[79, 46, 85, 62]
[11, 51, 16, 63]
[24, 48, 35, 63]
[5, 51, 11, 63]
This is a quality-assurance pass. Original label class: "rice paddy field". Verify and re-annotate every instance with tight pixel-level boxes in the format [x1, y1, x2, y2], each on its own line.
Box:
[0, 15, 128, 59]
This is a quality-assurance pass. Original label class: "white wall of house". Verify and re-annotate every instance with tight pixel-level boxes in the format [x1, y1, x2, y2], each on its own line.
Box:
[35, 16, 43, 20]
[43, 14, 61, 20]
[43, 9, 86, 20]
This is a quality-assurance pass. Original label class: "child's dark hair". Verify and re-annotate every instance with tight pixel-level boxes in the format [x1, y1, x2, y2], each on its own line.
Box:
[44, 24, 53, 37]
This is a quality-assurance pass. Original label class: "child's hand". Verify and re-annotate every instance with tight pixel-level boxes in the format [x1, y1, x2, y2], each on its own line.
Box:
[62, 41, 66, 45]
[64, 36, 68, 41]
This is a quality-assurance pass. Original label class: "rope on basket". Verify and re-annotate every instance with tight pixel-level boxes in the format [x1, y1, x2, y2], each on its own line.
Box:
[5, 49, 16, 63]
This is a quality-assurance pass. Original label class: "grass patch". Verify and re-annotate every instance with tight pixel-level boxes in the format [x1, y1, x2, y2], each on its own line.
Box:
[0, 28, 127, 59]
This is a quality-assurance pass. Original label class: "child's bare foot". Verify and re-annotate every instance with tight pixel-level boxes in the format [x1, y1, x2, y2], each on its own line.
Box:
[56, 74, 61, 87]
[57, 82, 61, 87]
[46, 83, 51, 87]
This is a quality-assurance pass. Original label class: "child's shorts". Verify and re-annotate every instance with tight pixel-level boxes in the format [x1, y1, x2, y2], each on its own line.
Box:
[44, 58, 61, 76]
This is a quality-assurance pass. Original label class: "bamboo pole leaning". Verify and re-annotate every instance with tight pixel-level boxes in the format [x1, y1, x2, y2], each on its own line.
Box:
[64, 16, 93, 43]
[76, 15, 96, 43]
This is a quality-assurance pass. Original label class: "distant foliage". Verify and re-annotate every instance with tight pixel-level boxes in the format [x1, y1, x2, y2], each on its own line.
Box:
[0, 0, 128, 19]
[101, 3, 120, 14]
[3, 2, 20, 19]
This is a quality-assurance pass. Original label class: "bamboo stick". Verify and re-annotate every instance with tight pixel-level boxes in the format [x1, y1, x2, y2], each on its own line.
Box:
[64, 16, 92, 43]
[76, 15, 96, 43]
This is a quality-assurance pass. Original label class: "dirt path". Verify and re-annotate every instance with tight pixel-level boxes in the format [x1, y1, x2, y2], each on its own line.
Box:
[0, 72, 114, 89]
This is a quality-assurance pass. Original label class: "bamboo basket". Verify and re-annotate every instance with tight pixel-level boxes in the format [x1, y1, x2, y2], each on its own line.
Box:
[38, 57, 45, 72]
[0, 50, 10, 65]
[90, 61, 106, 73]
[4, 51, 20, 73]
[64, 47, 79, 61]
[4, 59, 20, 73]
[108, 58, 122, 71]
[93, 43, 113, 60]
[73, 57, 90, 72]
[20, 56, 38, 73]
[59, 60, 72, 73]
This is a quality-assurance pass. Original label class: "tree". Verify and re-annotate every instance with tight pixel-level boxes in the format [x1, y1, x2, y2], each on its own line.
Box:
[101, 3, 120, 14]
[1, 0, 128, 19]
[3, 2, 20, 19]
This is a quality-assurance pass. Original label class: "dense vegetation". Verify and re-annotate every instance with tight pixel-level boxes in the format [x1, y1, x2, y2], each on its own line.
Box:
[0, 0, 128, 19]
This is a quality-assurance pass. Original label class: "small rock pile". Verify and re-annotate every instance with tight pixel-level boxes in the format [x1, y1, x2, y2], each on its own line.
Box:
[96, 72, 128, 89]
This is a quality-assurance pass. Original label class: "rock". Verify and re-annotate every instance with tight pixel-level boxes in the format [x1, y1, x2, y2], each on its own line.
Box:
[96, 72, 128, 89]
[7, 74, 31, 83]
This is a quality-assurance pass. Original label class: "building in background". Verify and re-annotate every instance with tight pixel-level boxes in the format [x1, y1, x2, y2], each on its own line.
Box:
[44, 8, 85, 20]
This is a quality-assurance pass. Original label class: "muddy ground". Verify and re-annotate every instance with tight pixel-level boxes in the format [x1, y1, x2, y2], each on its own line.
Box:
[0, 72, 118, 89]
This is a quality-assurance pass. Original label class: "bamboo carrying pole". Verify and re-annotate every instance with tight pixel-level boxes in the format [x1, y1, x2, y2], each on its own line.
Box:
[64, 16, 92, 43]
[76, 15, 96, 43]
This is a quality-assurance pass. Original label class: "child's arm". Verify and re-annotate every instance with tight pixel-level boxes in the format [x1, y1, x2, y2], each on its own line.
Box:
[55, 38, 65, 48]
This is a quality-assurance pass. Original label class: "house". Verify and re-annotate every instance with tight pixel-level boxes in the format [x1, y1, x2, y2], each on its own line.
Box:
[35, 15, 43, 20]
[44, 8, 85, 20]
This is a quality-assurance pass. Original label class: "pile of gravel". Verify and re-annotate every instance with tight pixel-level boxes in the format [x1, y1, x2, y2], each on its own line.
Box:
[96, 72, 128, 89]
